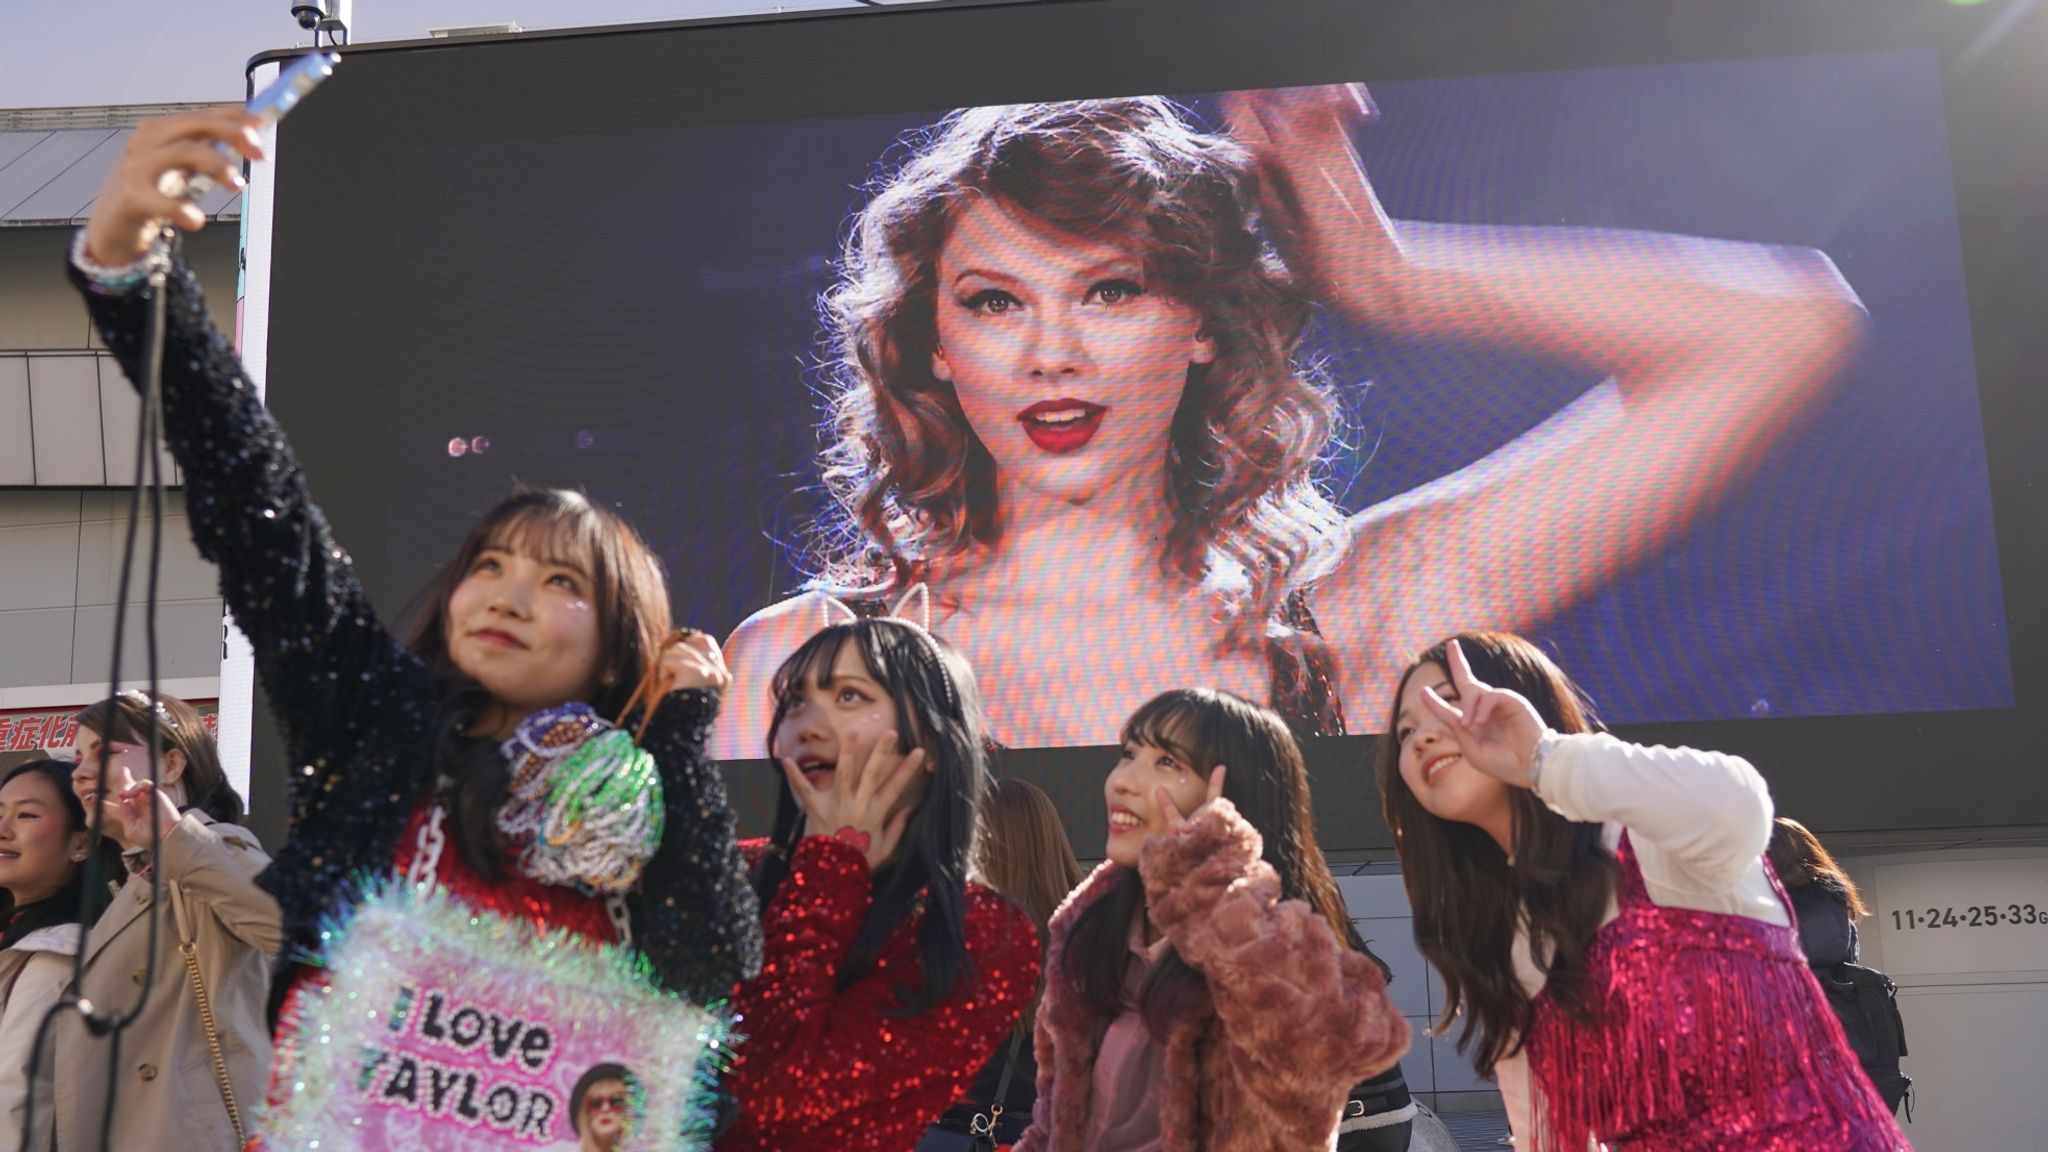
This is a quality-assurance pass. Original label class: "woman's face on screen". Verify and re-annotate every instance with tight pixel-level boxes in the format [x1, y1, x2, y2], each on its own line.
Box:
[932, 197, 1215, 508]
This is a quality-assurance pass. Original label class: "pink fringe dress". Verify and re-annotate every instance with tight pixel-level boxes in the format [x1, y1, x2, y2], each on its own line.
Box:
[1525, 832, 1910, 1151]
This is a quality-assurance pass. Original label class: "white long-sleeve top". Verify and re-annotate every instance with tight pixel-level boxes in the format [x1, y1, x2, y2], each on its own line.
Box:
[0, 924, 80, 1152]
[1494, 731, 1783, 1142]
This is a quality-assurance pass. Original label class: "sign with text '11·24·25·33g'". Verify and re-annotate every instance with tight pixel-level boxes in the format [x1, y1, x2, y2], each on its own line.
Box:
[1874, 859, 2048, 977]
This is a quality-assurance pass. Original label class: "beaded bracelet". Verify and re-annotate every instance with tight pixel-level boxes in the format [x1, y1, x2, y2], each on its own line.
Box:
[69, 228, 156, 294]
[1527, 730, 1560, 795]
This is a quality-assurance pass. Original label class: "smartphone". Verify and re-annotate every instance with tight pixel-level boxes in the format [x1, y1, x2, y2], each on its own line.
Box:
[176, 51, 340, 201]
[248, 50, 341, 125]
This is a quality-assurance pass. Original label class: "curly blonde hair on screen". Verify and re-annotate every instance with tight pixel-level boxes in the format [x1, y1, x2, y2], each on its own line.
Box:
[812, 96, 1348, 640]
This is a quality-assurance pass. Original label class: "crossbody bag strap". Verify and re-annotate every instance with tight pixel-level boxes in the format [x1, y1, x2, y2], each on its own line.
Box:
[170, 880, 246, 1149]
[969, 1028, 1029, 1148]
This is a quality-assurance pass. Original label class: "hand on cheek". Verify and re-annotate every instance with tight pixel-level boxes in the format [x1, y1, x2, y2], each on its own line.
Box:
[782, 729, 929, 872]
[1155, 764, 1227, 835]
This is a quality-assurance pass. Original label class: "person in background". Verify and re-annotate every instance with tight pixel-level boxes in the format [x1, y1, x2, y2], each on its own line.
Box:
[1767, 816, 1866, 967]
[54, 691, 281, 1152]
[1769, 816, 1912, 1117]
[921, 778, 1086, 1150]
[0, 759, 122, 1152]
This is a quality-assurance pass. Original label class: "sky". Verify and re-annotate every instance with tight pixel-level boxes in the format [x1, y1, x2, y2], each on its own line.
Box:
[0, 0, 866, 109]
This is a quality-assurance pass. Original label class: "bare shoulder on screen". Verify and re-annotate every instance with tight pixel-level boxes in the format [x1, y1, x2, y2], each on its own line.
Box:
[711, 590, 849, 761]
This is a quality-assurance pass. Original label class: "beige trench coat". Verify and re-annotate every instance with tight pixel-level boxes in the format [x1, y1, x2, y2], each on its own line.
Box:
[49, 812, 281, 1152]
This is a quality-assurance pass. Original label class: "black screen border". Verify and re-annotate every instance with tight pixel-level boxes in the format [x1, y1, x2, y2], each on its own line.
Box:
[243, 0, 2048, 854]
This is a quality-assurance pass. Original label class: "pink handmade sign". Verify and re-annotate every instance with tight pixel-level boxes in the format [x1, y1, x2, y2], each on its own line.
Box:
[264, 883, 726, 1152]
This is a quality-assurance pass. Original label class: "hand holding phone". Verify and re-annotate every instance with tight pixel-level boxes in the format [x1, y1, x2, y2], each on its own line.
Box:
[80, 52, 338, 268]
[168, 51, 340, 202]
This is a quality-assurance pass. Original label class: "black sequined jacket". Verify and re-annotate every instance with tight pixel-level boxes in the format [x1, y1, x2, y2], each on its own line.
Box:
[69, 245, 764, 1004]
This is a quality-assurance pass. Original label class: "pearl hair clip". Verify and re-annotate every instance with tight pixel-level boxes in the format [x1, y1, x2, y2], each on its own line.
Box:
[117, 689, 179, 731]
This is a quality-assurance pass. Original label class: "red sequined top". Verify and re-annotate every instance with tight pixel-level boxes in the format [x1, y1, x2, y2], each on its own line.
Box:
[1525, 833, 1910, 1152]
[272, 805, 624, 1028]
[390, 805, 621, 944]
[719, 836, 1040, 1152]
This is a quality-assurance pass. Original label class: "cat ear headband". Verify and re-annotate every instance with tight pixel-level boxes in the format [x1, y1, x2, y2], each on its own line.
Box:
[814, 583, 960, 713]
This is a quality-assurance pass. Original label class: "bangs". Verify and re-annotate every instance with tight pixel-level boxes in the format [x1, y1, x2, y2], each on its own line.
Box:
[768, 622, 900, 715]
[476, 495, 605, 577]
[963, 101, 1246, 299]
[1119, 692, 1210, 769]
[771, 625, 863, 707]
[976, 175, 1188, 297]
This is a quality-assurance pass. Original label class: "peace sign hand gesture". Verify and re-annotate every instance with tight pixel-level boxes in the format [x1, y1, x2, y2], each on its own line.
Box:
[782, 731, 929, 872]
[1155, 764, 1230, 838]
[1418, 639, 1549, 790]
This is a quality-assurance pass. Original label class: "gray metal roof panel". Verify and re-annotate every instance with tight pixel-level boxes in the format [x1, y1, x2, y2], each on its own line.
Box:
[194, 180, 240, 218]
[7, 128, 130, 223]
[0, 130, 53, 173]
[0, 125, 242, 227]
[65, 183, 241, 225]
[0, 128, 117, 219]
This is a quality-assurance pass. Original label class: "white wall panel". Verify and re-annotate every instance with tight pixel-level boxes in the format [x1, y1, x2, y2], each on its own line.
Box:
[0, 607, 75, 689]
[1398, 1027, 1437, 1094]
[25, 355, 103, 485]
[0, 522, 80, 611]
[0, 491, 77, 527]
[73, 513, 216, 606]
[69, 598, 225, 685]
[97, 355, 177, 487]
[0, 356, 32, 485]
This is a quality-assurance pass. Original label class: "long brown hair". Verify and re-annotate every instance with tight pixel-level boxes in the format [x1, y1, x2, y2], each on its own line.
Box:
[75, 690, 241, 824]
[975, 778, 1085, 1032]
[403, 488, 674, 878]
[1374, 632, 1617, 1075]
[814, 97, 1346, 642]
[1066, 688, 1362, 1041]
[1767, 817, 1868, 918]
[977, 778, 1085, 929]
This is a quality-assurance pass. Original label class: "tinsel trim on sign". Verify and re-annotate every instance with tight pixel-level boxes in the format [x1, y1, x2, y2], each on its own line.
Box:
[263, 879, 731, 1151]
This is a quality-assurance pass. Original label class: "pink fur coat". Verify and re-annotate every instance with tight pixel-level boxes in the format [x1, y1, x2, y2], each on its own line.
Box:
[1015, 799, 1410, 1152]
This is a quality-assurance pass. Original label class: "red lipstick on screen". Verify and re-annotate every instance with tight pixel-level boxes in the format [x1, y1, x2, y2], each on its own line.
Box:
[1017, 399, 1107, 454]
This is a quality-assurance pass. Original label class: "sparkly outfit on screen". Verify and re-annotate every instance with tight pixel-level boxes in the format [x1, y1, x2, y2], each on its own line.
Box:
[1504, 733, 1910, 1152]
[67, 241, 764, 1004]
[718, 836, 1040, 1152]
